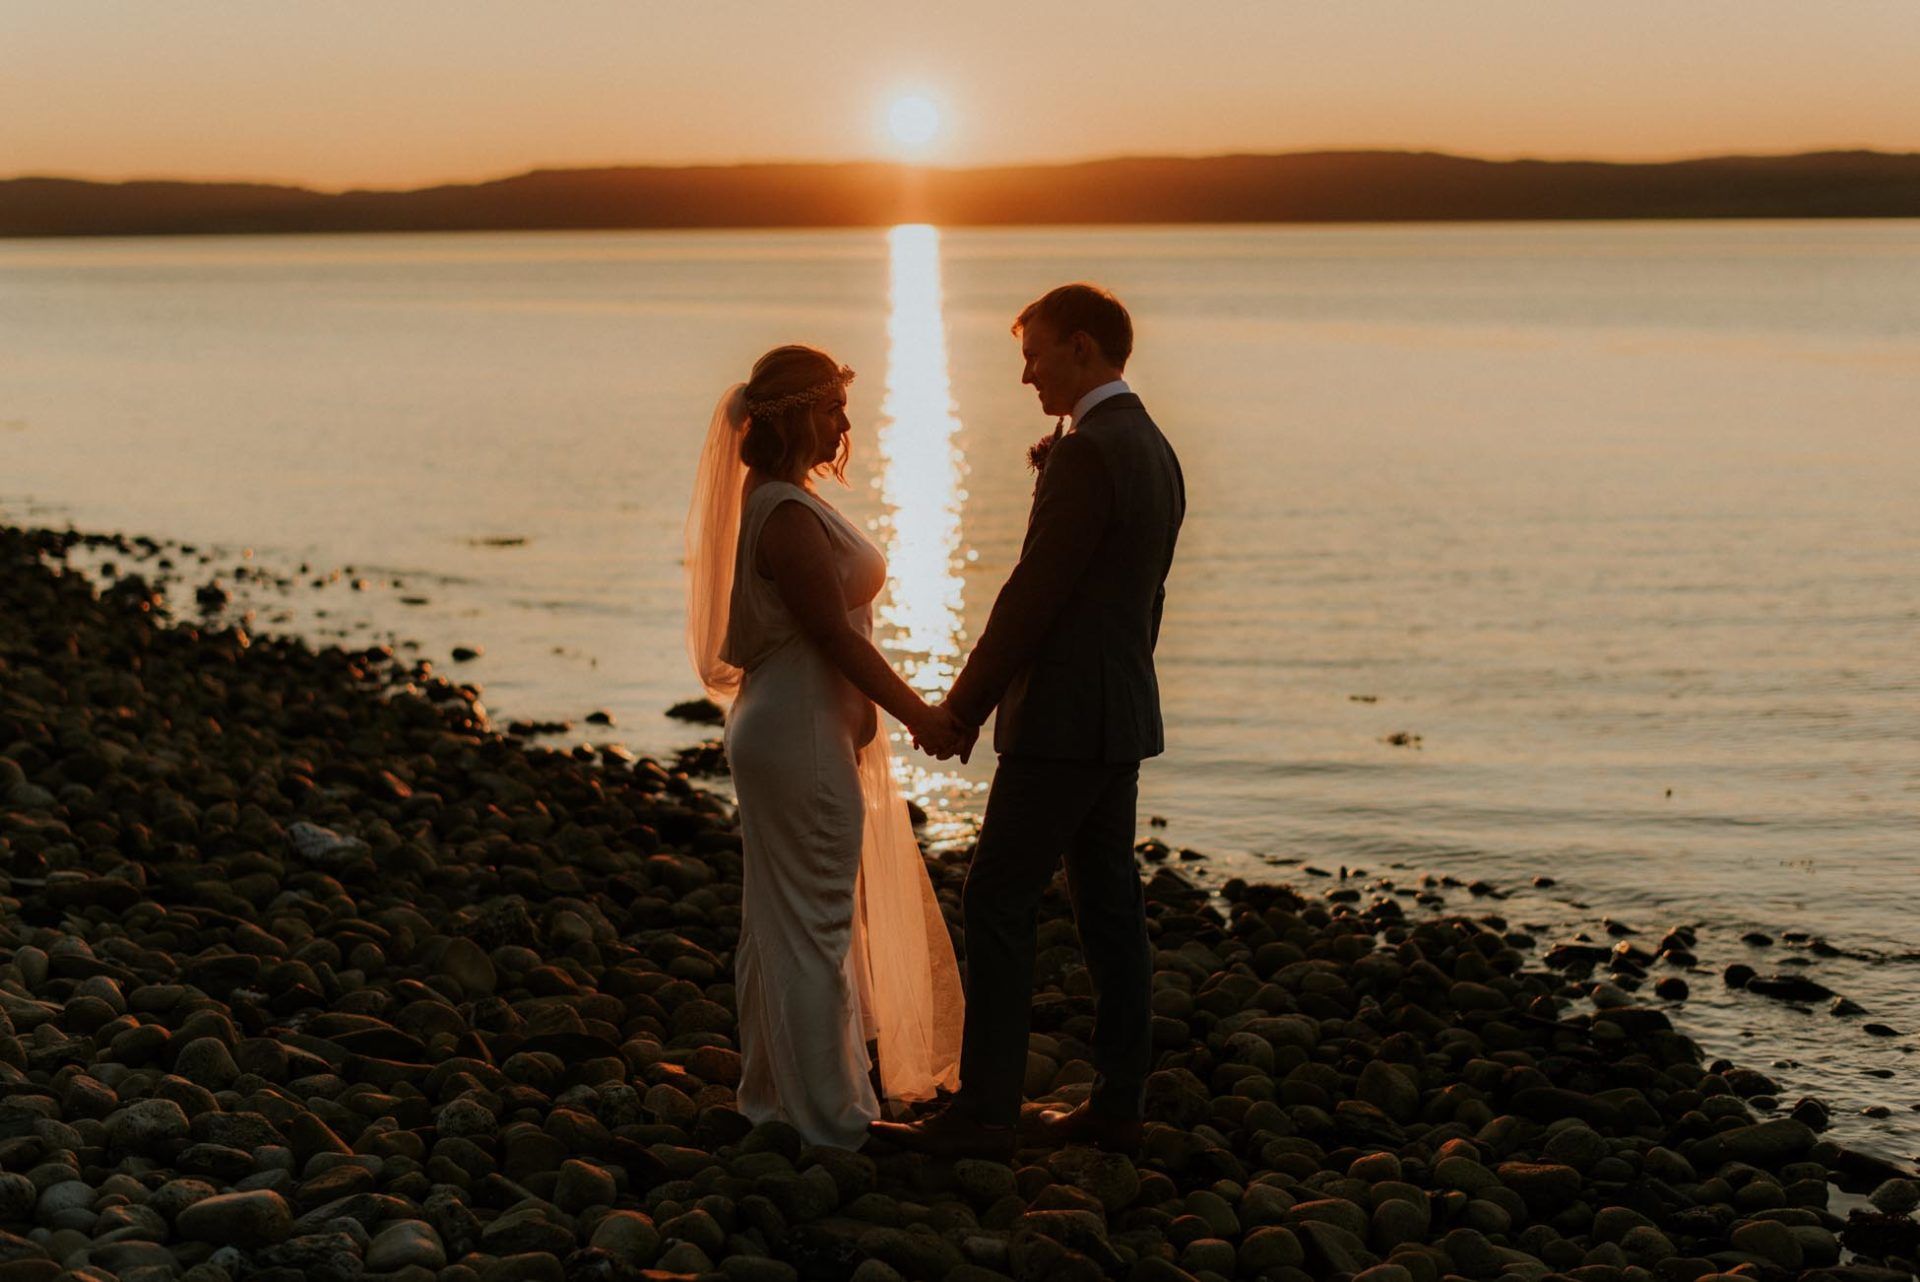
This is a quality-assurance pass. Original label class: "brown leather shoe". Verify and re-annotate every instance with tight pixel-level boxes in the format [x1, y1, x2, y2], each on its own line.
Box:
[1035, 1102, 1142, 1156]
[867, 1103, 1016, 1161]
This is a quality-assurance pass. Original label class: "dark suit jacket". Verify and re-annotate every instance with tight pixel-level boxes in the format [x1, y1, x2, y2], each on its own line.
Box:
[947, 393, 1185, 762]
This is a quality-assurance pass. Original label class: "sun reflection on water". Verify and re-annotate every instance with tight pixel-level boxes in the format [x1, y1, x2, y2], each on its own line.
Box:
[873, 224, 977, 818]
[876, 224, 966, 693]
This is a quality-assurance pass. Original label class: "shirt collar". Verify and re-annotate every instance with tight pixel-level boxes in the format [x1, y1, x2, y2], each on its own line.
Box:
[1070, 379, 1131, 426]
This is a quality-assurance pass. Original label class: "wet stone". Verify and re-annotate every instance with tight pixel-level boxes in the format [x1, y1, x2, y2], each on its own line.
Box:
[1868, 1178, 1920, 1215]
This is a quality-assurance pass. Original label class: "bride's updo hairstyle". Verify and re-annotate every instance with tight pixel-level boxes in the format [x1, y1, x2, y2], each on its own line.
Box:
[741, 344, 854, 484]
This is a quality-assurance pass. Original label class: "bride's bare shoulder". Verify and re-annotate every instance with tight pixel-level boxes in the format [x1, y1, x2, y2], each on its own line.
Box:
[761, 492, 829, 533]
[752, 483, 832, 576]
[744, 472, 812, 502]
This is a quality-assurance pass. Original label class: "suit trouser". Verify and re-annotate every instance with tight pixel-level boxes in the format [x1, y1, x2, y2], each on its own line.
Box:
[957, 753, 1151, 1126]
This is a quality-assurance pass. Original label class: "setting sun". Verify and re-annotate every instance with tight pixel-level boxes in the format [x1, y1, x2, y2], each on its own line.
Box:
[886, 94, 943, 154]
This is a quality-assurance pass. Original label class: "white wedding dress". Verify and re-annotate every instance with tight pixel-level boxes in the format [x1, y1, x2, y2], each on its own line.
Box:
[718, 480, 962, 1148]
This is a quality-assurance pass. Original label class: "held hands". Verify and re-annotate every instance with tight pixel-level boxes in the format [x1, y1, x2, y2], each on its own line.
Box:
[910, 701, 978, 763]
[949, 710, 979, 764]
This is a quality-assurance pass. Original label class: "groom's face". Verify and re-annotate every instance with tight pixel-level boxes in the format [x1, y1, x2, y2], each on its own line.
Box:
[1019, 319, 1086, 418]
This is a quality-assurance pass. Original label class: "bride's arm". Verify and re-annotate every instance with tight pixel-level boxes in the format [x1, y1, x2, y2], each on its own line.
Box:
[760, 500, 960, 752]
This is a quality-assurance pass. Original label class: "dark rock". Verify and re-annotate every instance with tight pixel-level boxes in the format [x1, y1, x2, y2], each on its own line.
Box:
[106, 1098, 190, 1154]
[1790, 1096, 1831, 1130]
[1297, 1219, 1371, 1274]
[1686, 1119, 1816, 1171]
[179, 1142, 259, 1181]
[1867, 1178, 1920, 1215]
[1842, 1211, 1920, 1260]
[0, 520, 1885, 1282]
[666, 698, 725, 725]
[1742, 974, 1834, 1003]
[176, 1189, 294, 1248]
[482, 1206, 574, 1256]
[1497, 1161, 1583, 1214]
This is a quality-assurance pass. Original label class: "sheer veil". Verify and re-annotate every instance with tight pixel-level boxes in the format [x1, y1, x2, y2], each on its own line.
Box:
[684, 382, 751, 704]
[854, 738, 965, 1102]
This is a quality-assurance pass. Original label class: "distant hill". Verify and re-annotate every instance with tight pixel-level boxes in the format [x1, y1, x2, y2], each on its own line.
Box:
[5, 150, 1920, 237]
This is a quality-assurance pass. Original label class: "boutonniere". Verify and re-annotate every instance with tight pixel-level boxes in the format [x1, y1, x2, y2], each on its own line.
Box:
[1027, 418, 1067, 477]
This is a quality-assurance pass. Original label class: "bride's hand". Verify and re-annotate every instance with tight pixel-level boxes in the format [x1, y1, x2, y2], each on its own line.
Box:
[910, 704, 964, 759]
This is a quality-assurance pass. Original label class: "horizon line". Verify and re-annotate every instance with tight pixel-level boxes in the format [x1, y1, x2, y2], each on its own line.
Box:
[11, 144, 1920, 197]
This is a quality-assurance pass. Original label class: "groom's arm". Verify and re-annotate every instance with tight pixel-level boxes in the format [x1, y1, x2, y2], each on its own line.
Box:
[946, 433, 1110, 728]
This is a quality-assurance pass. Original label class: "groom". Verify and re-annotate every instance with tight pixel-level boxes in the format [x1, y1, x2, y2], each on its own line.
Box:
[878, 283, 1185, 1158]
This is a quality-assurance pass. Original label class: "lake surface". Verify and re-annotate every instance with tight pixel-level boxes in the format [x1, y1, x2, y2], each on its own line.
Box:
[4, 222, 1918, 1163]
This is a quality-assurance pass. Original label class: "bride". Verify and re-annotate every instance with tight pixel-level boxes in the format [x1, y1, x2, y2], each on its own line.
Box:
[683, 343, 966, 1149]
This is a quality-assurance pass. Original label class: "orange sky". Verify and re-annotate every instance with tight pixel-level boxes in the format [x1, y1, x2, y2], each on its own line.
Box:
[4, 1, 1917, 189]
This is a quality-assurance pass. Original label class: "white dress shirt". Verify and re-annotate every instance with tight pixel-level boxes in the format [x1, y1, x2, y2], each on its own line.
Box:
[1070, 378, 1131, 425]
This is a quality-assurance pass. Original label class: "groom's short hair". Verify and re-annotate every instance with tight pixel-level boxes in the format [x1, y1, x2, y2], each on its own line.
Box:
[1014, 284, 1133, 370]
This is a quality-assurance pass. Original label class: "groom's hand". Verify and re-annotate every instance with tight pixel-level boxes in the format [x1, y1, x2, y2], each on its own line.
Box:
[913, 706, 964, 759]
[937, 701, 979, 764]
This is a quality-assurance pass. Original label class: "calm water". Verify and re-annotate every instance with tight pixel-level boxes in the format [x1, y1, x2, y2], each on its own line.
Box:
[4, 223, 1918, 1163]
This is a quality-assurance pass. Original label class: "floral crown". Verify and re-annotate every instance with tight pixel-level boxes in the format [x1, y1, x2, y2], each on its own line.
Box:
[744, 366, 855, 419]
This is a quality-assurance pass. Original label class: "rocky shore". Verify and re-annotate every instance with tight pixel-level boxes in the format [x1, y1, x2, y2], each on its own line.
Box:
[2, 520, 1917, 1282]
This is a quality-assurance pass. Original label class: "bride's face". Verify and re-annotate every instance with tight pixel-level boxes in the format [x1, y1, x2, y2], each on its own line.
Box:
[805, 387, 851, 467]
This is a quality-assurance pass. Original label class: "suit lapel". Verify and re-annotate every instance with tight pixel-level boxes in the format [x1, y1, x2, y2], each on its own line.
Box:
[1023, 392, 1141, 530]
